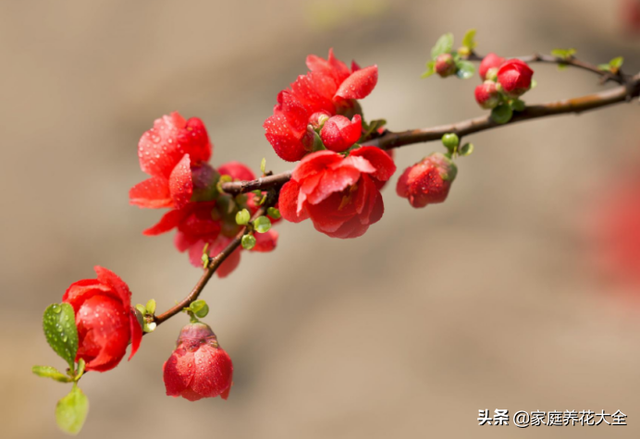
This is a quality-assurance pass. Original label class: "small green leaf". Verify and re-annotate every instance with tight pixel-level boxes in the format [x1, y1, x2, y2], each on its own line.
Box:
[610, 56, 624, 69]
[530, 79, 538, 89]
[56, 384, 89, 435]
[145, 299, 156, 315]
[455, 60, 475, 79]
[43, 303, 79, 369]
[551, 48, 576, 59]
[260, 158, 266, 174]
[459, 143, 474, 157]
[253, 216, 272, 234]
[421, 60, 435, 78]
[220, 175, 232, 183]
[598, 63, 611, 72]
[241, 234, 256, 250]
[32, 365, 72, 383]
[431, 33, 454, 59]
[267, 207, 281, 220]
[491, 105, 513, 124]
[135, 304, 146, 315]
[235, 208, 251, 226]
[190, 300, 210, 318]
[461, 29, 477, 50]
[510, 99, 526, 112]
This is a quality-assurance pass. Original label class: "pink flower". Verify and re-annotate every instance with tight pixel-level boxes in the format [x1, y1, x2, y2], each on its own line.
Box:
[497, 59, 534, 97]
[279, 146, 396, 238]
[129, 112, 213, 209]
[264, 49, 378, 162]
[479, 53, 506, 80]
[163, 322, 233, 401]
[320, 115, 362, 152]
[396, 153, 457, 208]
[62, 267, 142, 372]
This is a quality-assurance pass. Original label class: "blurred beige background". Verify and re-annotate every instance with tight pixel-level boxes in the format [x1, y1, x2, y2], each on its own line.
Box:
[3, 0, 640, 438]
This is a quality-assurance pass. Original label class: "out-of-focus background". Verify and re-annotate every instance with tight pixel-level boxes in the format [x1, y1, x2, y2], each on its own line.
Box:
[3, 0, 640, 437]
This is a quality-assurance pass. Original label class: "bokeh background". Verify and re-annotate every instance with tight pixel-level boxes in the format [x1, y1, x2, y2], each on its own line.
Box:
[3, 0, 640, 438]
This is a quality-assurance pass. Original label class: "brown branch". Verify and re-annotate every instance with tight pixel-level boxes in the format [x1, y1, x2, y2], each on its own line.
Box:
[219, 74, 640, 194]
[153, 207, 266, 325]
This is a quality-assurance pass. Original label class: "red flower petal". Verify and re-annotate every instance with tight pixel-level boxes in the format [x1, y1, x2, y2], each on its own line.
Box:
[163, 348, 196, 396]
[128, 307, 143, 360]
[252, 229, 279, 252]
[320, 115, 362, 152]
[350, 146, 396, 183]
[292, 150, 343, 181]
[62, 279, 113, 312]
[263, 113, 307, 162]
[143, 208, 190, 236]
[191, 346, 233, 398]
[94, 266, 132, 308]
[169, 154, 193, 209]
[279, 181, 309, 223]
[129, 176, 172, 208]
[334, 65, 378, 101]
[218, 162, 256, 181]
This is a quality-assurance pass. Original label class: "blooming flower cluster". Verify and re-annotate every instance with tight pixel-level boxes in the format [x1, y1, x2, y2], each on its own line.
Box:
[130, 112, 278, 276]
[474, 54, 534, 110]
[264, 49, 396, 238]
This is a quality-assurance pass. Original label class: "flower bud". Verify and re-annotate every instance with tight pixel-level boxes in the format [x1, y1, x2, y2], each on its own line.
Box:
[320, 114, 362, 152]
[434, 53, 457, 77]
[163, 322, 233, 401]
[497, 59, 534, 98]
[308, 111, 331, 130]
[479, 53, 506, 80]
[474, 81, 501, 109]
[396, 153, 457, 208]
[190, 163, 220, 202]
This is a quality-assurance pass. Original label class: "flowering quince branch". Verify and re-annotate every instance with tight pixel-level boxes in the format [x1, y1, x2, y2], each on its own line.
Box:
[33, 29, 639, 435]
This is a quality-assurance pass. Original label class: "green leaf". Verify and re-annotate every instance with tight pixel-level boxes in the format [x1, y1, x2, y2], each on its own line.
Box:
[421, 60, 435, 78]
[43, 303, 78, 369]
[491, 105, 513, 124]
[253, 216, 272, 234]
[609, 56, 624, 71]
[241, 234, 256, 250]
[431, 33, 454, 59]
[32, 365, 72, 383]
[530, 79, 538, 89]
[598, 63, 611, 72]
[145, 299, 156, 315]
[267, 207, 281, 220]
[56, 384, 89, 435]
[190, 300, 210, 318]
[260, 158, 266, 174]
[455, 60, 475, 79]
[235, 208, 250, 226]
[551, 48, 576, 59]
[459, 143, 474, 157]
[461, 29, 477, 50]
[510, 99, 526, 112]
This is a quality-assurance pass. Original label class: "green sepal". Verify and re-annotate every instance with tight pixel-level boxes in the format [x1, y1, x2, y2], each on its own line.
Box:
[43, 303, 79, 369]
[32, 365, 72, 383]
[145, 299, 156, 315]
[491, 105, 513, 124]
[56, 384, 89, 435]
[74, 359, 85, 381]
[431, 33, 454, 59]
[241, 234, 256, 250]
[459, 143, 474, 157]
[551, 48, 576, 59]
[510, 99, 526, 112]
[253, 216, 272, 233]
[260, 158, 266, 174]
[361, 119, 387, 140]
[455, 60, 475, 79]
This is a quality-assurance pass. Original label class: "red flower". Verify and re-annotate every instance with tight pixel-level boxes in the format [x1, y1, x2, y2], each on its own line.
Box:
[434, 53, 457, 78]
[497, 59, 533, 97]
[396, 153, 457, 208]
[163, 322, 233, 401]
[479, 53, 506, 80]
[263, 49, 378, 162]
[279, 146, 396, 238]
[474, 81, 501, 109]
[129, 112, 213, 209]
[62, 266, 142, 372]
[320, 115, 362, 152]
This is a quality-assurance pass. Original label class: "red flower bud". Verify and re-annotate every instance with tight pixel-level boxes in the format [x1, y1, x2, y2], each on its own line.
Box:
[320, 115, 362, 152]
[474, 81, 501, 109]
[434, 53, 457, 77]
[163, 322, 233, 401]
[479, 53, 506, 80]
[62, 267, 142, 372]
[396, 153, 457, 208]
[497, 59, 533, 97]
